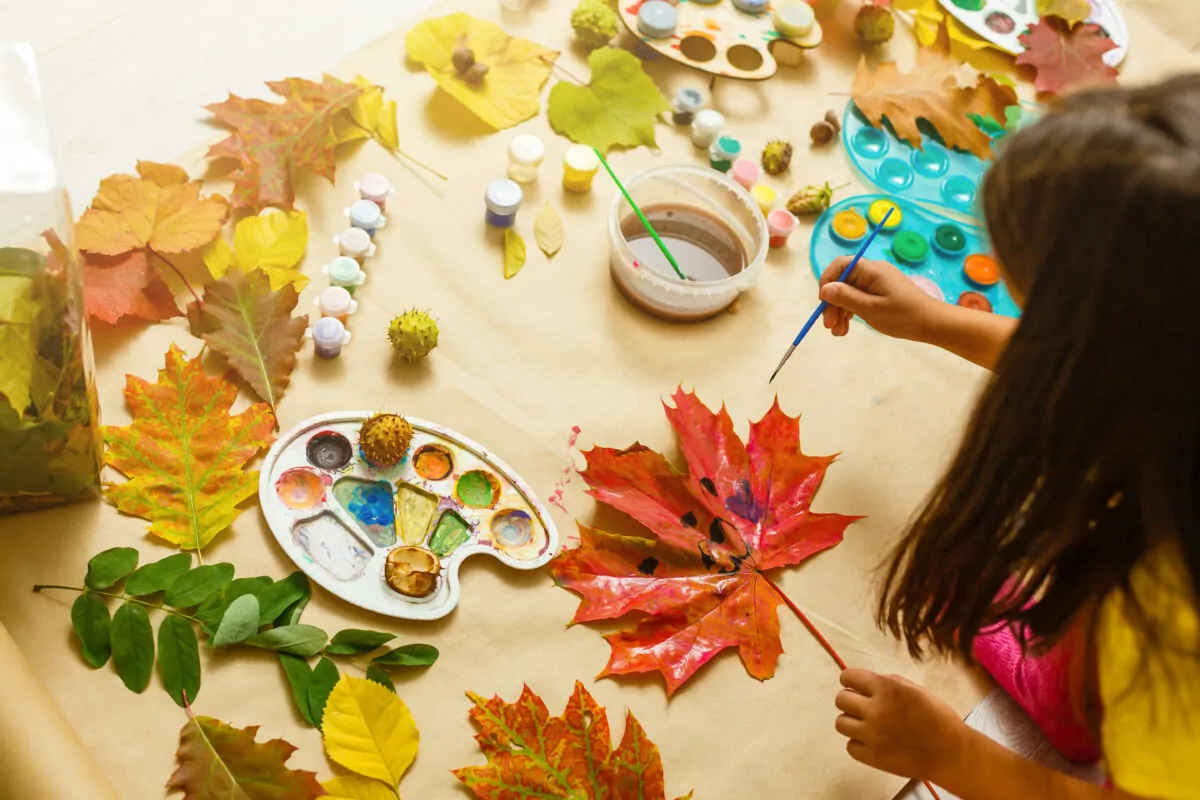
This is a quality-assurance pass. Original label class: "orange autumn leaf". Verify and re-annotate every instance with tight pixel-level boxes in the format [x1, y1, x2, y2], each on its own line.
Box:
[82, 252, 181, 325]
[104, 345, 274, 554]
[851, 25, 1017, 159]
[1016, 18, 1118, 96]
[206, 75, 365, 212]
[75, 161, 229, 257]
[455, 681, 692, 800]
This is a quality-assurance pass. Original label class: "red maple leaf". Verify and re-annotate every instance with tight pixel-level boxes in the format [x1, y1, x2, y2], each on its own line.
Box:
[550, 390, 861, 695]
[83, 252, 181, 325]
[1016, 19, 1118, 96]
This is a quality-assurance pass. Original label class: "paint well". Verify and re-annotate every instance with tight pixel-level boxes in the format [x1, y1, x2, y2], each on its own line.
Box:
[429, 511, 472, 557]
[492, 509, 534, 548]
[831, 209, 867, 242]
[333, 478, 396, 547]
[964, 253, 1000, 286]
[276, 468, 324, 509]
[852, 128, 889, 159]
[307, 431, 353, 470]
[292, 513, 370, 581]
[413, 444, 454, 481]
[456, 470, 500, 509]
[396, 483, 439, 546]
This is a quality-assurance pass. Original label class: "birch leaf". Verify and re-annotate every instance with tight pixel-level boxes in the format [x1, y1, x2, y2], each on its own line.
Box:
[504, 229, 526, 280]
[534, 202, 563, 258]
[322, 675, 418, 788]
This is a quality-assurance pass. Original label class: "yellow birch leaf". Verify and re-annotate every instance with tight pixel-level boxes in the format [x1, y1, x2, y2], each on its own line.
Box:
[504, 229, 526, 279]
[322, 775, 398, 800]
[533, 202, 563, 258]
[406, 13, 559, 130]
[322, 675, 419, 788]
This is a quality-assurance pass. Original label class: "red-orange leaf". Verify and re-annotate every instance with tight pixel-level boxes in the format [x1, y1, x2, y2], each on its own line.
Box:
[1016, 19, 1118, 96]
[454, 681, 691, 800]
[550, 390, 860, 695]
[83, 252, 181, 325]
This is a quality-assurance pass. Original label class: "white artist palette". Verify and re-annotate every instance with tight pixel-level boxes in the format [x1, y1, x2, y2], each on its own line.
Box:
[259, 411, 559, 620]
[936, 0, 1128, 66]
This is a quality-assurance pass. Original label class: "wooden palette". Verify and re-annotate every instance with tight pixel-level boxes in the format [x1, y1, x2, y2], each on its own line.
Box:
[618, 0, 822, 81]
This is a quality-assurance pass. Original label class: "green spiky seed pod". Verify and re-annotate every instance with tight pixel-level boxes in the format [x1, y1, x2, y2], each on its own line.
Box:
[855, 4, 895, 45]
[761, 139, 794, 176]
[387, 309, 439, 363]
[571, 0, 620, 51]
[787, 182, 836, 216]
[359, 413, 414, 468]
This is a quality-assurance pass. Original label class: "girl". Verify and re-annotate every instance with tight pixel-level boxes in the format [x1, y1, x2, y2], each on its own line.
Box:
[820, 75, 1200, 799]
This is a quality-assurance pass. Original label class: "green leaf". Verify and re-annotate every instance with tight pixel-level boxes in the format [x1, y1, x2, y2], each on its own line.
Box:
[212, 594, 261, 647]
[245, 624, 327, 657]
[71, 591, 111, 668]
[278, 653, 315, 726]
[307, 657, 339, 728]
[365, 663, 396, 694]
[547, 47, 669, 154]
[158, 614, 201, 707]
[84, 547, 139, 590]
[195, 576, 271, 636]
[372, 643, 439, 668]
[125, 553, 192, 596]
[256, 572, 309, 625]
[274, 578, 312, 627]
[164, 562, 234, 608]
[325, 629, 397, 656]
[111, 602, 154, 692]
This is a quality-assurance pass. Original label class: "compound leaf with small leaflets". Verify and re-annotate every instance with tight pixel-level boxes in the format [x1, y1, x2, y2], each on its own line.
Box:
[1016, 18, 1118, 96]
[548, 47, 670, 154]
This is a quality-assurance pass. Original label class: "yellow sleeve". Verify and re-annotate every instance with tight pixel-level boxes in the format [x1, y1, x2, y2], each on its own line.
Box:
[1098, 549, 1200, 800]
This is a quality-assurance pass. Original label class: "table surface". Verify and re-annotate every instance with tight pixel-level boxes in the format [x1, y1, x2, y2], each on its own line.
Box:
[2, 0, 1199, 798]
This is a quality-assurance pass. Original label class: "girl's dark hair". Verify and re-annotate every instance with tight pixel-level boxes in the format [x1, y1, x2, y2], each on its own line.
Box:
[878, 75, 1200, 664]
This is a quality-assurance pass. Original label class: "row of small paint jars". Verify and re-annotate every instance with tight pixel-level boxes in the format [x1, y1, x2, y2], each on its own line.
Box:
[483, 135, 602, 228]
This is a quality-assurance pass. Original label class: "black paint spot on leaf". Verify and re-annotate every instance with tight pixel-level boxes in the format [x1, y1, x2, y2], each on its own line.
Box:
[709, 519, 726, 544]
[680, 511, 698, 527]
[700, 477, 717, 496]
[701, 552, 716, 570]
[637, 557, 659, 575]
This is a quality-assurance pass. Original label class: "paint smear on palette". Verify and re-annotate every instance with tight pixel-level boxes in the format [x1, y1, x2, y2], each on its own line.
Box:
[276, 468, 325, 509]
[333, 478, 397, 547]
[292, 513, 370, 581]
[547, 425, 582, 516]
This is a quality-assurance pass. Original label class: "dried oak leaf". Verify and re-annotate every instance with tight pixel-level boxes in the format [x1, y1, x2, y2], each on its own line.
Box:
[550, 390, 860, 695]
[104, 344, 274, 553]
[82, 252, 181, 325]
[548, 47, 671, 154]
[206, 75, 365, 212]
[406, 13, 559, 130]
[1016, 19, 1118, 96]
[851, 26, 1017, 159]
[167, 710, 324, 800]
[187, 269, 307, 413]
[455, 681, 692, 800]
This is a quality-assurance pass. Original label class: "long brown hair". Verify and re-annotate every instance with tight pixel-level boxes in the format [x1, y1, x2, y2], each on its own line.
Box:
[878, 75, 1200, 662]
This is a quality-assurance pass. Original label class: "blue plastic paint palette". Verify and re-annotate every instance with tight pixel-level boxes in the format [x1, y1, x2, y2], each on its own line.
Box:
[810, 194, 1020, 319]
[937, 0, 1128, 67]
[260, 411, 560, 620]
[843, 101, 990, 220]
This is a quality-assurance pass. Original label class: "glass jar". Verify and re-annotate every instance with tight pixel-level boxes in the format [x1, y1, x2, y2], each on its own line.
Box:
[0, 44, 102, 513]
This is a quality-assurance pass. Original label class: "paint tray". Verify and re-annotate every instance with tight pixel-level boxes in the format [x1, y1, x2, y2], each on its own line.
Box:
[936, 0, 1128, 66]
[259, 412, 560, 620]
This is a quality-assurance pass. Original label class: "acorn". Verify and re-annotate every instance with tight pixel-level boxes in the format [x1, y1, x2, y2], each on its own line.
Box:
[787, 182, 836, 216]
[855, 4, 895, 45]
[824, 109, 841, 134]
[452, 44, 476, 75]
[464, 62, 490, 85]
[761, 139, 794, 176]
[810, 120, 836, 145]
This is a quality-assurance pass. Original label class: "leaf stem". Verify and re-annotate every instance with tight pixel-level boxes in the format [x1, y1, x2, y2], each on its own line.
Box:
[32, 584, 202, 623]
[552, 63, 587, 85]
[394, 148, 448, 182]
[148, 248, 203, 308]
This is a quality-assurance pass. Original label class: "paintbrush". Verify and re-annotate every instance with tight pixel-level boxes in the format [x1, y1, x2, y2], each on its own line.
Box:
[768, 206, 894, 384]
[592, 147, 688, 281]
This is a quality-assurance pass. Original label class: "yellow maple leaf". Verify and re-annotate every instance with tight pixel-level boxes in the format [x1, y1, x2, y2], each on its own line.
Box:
[76, 161, 229, 257]
[202, 210, 309, 291]
[322, 675, 419, 788]
[322, 776, 397, 800]
[406, 13, 559, 130]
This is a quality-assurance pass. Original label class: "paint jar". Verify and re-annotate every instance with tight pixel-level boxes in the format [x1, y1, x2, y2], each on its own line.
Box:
[637, 1, 678, 38]
[831, 209, 867, 243]
[691, 109, 725, 148]
[958, 291, 992, 312]
[322, 256, 366, 293]
[563, 145, 601, 193]
[672, 88, 705, 126]
[774, 0, 816, 37]
[709, 135, 741, 172]
[733, 0, 769, 13]
[767, 210, 798, 248]
[730, 159, 760, 190]
[335, 226, 376, 262]
[345, 199, 386, 238]
[608, 164, 768, 322]
[751, 184, 778, 215]
[893, 230, 930, 265]
[964, 253, 1000, 286]
[355, 173, 393, 209]
[314, 285, 358, 324]
[499, 0, 531, 11]
[484, 179, 523, 228]
[308, 316, 352, 358]
[507, 134, 545, 184]
[867, 199, 902, 232]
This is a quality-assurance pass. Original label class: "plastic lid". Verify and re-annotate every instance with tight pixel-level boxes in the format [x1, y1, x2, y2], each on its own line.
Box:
[751, 184, 778, 210]
[733, 0, 769, 13]
[731, 159, 760, 185]
[638, 0, 678, 38]
[318, 285, 354, 315]
[713, 135, 742, 160]
[774, 1, 815, 37]
[674, 88, 704, 113]
[964, 253, 1000, 286]
[358, 173, 391, 201]
[767, 209, 798, 236]
[338, 227, 372, 257]
[508, 134, 545, 167]
[311, 316, 348, 346]
[893, 231, 930, 263]
[348, 199, 383, 228]
[692, 109, 725, 136]
[934, 223, 966, 253]
[564, 144, 600, 173]
[868, 199, 902, 229]
[485, 179, 523, 215]
[327, 256, 362, 284]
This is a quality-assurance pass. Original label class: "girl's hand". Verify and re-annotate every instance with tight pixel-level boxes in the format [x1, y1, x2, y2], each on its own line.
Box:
[835, 668, 968, 784]
[818, 256, 941, 340]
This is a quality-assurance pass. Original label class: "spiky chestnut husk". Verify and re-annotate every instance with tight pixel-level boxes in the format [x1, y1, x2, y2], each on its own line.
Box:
[787, 182, 836, 216]
[761, 139, 794, 176]
[388, 309, 439, 362]
[571, 0, 620, 51]
[359, 413, 414, 468]
[855, 4, 895, 45]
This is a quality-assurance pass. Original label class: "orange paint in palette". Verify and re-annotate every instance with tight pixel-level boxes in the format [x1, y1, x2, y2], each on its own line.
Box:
[259, 412, 560, 620]
[964, 253, 1001, 287]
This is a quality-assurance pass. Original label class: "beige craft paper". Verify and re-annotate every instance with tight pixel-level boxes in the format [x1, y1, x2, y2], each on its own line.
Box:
[0, 0, 1197, 797]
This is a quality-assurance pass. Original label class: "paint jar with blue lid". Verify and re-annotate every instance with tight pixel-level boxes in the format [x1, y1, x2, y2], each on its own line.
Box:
[732, 0, 770, 14]
[308, 316, 352, 359]
[637, 0, 678, 38]
[322, 256, 366, 293]
[709, 135, 742, 173]
[485, 179, 523, 228]
[672, 88, 705, 126]
[345, 199, 387, 238]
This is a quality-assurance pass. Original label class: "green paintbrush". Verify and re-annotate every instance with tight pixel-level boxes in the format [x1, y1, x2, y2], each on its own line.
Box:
[592, 147, 688, 281]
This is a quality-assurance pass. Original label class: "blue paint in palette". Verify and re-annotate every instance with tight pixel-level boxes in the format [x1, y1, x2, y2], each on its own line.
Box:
[333, 478, 396, 547]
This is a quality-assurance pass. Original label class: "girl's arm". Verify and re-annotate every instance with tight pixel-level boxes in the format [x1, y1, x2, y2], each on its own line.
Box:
[817, 257, 1019, 370]
[835, 669, 1144, 800]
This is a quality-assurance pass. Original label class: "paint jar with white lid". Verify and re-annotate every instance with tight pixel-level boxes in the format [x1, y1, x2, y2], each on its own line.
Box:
[335, 227, 376, 263]
[691, 109, 725, 148]
[507, 134, 545, 184]
[484, 179, 523, 228]
[607, 164, 768, 322]
[355, 173, 393, 209]
[314, 286, 358, 324]
[345, 199, 386, 238]
[308, 316, 352, 358]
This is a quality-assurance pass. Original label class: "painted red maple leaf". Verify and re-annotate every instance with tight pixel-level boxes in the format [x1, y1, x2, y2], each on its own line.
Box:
[550, 390, 861, 695]
[1016, 19, 1118, 96]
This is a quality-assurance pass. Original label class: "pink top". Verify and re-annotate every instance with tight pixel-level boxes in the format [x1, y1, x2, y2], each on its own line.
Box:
[731, 159, 761, 190]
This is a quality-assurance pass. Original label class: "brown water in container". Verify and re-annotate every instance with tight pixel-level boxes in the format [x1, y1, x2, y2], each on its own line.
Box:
[621, 204, 746, 282]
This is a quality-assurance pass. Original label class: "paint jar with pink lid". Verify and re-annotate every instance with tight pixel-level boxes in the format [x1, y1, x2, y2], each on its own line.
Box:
[607, 164, 767, 322]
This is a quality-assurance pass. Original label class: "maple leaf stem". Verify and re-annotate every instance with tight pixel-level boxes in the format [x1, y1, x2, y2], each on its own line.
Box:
[761, 574, 848, 671]
[148, 248, 202, 308]
[31, 584, 203, 623]
[394, 148, 448, 182]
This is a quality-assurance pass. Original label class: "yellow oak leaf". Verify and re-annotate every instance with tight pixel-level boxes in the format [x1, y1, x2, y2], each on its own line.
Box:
[406, 12, 559, 130]
[202, 210, 309, 292]
[504, 229, 526, 279]
[534, 202, 563, 257]
[104, 344, 275, 554]
[322, 776, 398, 800]
[322, 675, 419, 788]
[334, 75, 400, 150]
[76, 161, 229, 257]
